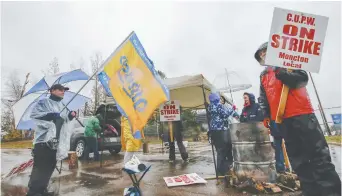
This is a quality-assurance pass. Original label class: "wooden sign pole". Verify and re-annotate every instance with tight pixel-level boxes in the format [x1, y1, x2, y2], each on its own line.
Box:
[168, 121, 174, 142]
[275, 70, 292, 173]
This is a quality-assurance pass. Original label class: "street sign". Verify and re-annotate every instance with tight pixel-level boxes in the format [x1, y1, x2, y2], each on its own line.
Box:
[265, 7, 329, 73]
[159, 100, 180, 122]
[331, 114, 341, 125]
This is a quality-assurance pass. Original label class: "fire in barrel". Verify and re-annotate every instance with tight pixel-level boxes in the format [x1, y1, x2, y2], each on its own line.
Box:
[230, 122, 275, 182]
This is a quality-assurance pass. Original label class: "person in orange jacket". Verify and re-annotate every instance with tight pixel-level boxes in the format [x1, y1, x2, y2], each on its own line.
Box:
[255, 42, 341, 196]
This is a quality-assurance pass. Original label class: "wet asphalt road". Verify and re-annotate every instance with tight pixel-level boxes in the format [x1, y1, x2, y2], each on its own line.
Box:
[1, 143, 341, 196]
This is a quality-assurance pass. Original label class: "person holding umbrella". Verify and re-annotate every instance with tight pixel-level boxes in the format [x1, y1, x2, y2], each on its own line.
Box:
[27, 84, 76, 196]
[208, 92, 234, 177]
[219, 95, 238, 170]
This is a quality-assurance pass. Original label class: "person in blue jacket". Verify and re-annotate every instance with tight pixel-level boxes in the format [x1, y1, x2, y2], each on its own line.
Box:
[208, 93, 234, 176]
[239, 92, 263, 122]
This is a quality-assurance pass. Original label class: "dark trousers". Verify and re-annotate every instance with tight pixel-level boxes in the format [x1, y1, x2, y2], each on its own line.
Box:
[282, 114, 341, 196]
[211, 130, 233, 176]
[169, 128, 188, 161]
[27, 143, 57, 196]
[84, 137, 99, 161]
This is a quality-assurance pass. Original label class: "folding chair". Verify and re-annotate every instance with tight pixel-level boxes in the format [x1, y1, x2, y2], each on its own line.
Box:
[122, 165, 152, 196]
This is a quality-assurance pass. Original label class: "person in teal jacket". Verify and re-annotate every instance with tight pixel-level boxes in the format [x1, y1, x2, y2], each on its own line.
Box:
[84, 114, 104, 161]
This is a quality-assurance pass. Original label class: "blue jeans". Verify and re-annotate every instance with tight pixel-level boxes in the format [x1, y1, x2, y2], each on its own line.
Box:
[273, 138, 285, 173]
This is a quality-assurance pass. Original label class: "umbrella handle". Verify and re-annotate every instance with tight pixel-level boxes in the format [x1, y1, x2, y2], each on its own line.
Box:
[60, 102, 84, 127]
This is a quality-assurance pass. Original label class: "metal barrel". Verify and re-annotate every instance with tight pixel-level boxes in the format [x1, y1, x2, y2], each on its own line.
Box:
[230, 122, 275, 182]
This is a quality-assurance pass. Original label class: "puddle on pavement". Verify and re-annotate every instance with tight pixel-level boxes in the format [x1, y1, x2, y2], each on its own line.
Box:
[69, 173, 109, 188]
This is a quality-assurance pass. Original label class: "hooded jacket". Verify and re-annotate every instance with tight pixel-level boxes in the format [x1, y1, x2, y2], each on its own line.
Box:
[240, 93, 264, 123]
[208, 93, 234, 131]
[84, 115, 103, 137]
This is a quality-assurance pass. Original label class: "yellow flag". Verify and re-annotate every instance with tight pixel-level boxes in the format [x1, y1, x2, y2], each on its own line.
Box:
[100, 32, 169, 139]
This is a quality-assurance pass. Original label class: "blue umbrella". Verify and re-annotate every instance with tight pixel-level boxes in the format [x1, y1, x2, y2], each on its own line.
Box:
[12, 69, 93, 130]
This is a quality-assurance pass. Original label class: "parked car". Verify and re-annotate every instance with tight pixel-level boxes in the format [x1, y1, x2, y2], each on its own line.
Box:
[70, 103, 122, 158]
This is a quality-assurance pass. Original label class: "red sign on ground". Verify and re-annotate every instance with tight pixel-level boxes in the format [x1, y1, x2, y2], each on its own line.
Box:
[163, 173, 207, 187]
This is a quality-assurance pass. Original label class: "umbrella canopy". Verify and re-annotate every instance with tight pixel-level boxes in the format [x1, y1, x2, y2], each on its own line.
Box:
[13, 69, 93, 130]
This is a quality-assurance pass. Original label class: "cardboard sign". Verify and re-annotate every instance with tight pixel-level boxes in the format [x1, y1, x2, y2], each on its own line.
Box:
[265, 7, 329, 73]
[163, 173, 207, 187]
[159, 100, 180, 122]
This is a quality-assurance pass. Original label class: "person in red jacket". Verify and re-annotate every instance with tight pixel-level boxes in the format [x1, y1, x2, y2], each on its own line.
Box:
[255, 42, 341, 196]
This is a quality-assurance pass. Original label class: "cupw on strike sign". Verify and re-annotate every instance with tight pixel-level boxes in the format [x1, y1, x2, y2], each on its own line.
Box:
[159, 100, 180, 122]
[265, 7, 328, 73]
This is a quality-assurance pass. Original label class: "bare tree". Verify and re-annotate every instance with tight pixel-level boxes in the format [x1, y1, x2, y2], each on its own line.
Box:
[1, 71, 30, 134]
[42, 57, 60, 75]
[90, 53, 105, 113]
[3, 71, 22, 100]
[68, 57, 91, 117]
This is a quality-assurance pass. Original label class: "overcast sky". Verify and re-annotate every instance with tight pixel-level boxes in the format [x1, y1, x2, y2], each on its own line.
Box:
[1, 1, 341, 124]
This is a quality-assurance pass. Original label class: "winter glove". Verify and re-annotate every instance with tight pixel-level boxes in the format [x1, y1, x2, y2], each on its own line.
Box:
[232, 105, 237, 111]
[68, 111, 76, 120]
[263, 118, 270, 128]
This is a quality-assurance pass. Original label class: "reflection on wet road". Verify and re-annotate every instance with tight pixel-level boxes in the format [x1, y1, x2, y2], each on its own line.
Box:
[1, 143, 340, 196]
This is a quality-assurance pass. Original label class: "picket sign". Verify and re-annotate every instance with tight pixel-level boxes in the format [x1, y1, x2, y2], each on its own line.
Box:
[264, 7, 329, 172]
[159, 100, 181, 122]
[265, 7, 329, 73]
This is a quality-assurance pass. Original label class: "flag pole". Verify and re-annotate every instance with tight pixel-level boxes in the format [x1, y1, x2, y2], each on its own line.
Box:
[60, 31, 135, 113]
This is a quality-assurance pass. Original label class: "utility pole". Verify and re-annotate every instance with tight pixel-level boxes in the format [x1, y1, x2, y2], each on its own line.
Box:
[309, 73, 331, 135]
